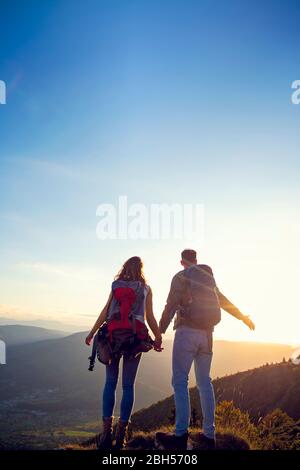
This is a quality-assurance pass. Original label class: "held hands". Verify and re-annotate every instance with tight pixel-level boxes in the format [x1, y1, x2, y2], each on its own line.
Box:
[241, 315, 255, 331]
[85, 332, 94, 346]
[153, 335, 164, 352]
[86, 330, 164, 351]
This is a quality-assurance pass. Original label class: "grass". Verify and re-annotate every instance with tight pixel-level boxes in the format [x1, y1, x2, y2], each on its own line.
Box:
[63, 425, 251, 451]
[57, 430, 95, 438]
[128, 427, 250, 450]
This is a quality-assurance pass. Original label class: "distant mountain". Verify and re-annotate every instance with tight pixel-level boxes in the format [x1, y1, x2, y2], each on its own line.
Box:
[0, 317, 293, 374]
[211, 340, 293, 378]
[0, 331, 169, 409]
[0, 330, 293, 407]
[0, 316, 85, 333]
[0, 325, 67, 346]
[131, 361, 300, 432]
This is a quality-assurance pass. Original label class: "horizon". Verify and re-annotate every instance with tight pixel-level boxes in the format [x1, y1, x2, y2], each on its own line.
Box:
[0, 313, 299, 349]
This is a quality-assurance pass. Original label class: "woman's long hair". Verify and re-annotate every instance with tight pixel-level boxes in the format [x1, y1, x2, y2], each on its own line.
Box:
[115, 256, 146, 284]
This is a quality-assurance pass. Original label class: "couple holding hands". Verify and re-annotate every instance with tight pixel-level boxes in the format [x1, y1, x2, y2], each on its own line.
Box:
[85, 249, 255, 450]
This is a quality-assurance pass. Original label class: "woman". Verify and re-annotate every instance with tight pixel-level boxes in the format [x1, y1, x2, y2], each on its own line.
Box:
[85, 256, 162, 450]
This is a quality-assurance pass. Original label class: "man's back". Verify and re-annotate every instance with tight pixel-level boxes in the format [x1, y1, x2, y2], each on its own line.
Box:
[159, 263, 250, 333]
[159, 264, 222, 332]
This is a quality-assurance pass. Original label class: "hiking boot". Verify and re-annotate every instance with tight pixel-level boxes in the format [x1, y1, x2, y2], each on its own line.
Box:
[96, 417, 113, 450]
[115, 419, 129, 450]
[194, 432, 216, 450]
[155, 432, 189, 450]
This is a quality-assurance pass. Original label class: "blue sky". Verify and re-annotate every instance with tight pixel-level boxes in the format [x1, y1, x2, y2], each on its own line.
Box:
[0, 0, 300, 344]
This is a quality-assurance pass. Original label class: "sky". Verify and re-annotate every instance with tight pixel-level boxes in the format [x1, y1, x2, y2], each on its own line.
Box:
[0, 0, 300, 345]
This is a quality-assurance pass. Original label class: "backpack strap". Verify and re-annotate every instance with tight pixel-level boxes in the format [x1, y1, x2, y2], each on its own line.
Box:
[185, 265, 216, 293]
[127, 282, 145, 335]
[130, 282, 145, 313]
[88, 332, 99, 371]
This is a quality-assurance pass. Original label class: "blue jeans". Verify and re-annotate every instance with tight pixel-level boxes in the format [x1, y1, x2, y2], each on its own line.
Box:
[102, 354, 141, 422]
[172, 326, 215, 439]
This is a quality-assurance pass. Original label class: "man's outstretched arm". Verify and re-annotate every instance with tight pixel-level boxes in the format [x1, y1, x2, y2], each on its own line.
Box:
[216, 288, 255, 330]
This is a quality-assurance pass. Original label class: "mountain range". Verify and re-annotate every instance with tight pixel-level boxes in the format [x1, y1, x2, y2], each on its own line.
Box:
[0, 325, 67, 346]
[0, 316, 83, 333]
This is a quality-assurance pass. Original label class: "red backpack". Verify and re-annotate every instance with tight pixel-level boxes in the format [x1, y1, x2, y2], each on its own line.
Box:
[88, 283, 154, 370]
[107, 285, 149, 343]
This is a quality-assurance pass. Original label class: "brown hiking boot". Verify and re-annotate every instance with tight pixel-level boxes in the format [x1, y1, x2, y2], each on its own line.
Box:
[155, 432, 189, 450]
[114, 419, 129, 450]
[96, 417, 113, 450]
[193, 432, 216, 449]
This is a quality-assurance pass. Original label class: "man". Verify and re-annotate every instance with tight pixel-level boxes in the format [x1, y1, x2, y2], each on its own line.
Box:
[157, 249, 255, 449]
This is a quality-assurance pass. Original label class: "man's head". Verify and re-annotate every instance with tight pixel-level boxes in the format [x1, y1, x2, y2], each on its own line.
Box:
[181, 249, 197, 268]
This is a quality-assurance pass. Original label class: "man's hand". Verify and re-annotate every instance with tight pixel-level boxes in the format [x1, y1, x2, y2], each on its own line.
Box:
[242, 315, 255, 330]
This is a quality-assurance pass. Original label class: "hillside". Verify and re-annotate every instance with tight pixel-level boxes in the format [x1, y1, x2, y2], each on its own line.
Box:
[131, 361, 300, 432]
[64, 401, 300, 451]
[2, 359, 300, 449]
[0, 325, 67, 346]
[0, 329, 296, 449]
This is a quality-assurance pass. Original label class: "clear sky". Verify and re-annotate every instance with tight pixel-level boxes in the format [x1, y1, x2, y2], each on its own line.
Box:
[0, 0, 300, 344]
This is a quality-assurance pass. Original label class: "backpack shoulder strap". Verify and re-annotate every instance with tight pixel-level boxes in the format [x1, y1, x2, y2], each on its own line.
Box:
[130, 282, 145, 315]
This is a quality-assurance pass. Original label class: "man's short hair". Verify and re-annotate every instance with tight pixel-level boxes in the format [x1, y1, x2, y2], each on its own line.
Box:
[181, 249, 197, 263]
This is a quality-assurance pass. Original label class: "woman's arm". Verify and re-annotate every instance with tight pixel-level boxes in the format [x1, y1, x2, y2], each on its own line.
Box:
[145, 287, 162, 343]
[85, 292, 112, 345]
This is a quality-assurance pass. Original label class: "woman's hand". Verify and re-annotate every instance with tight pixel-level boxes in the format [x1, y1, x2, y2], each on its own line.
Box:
[85, 332, 94, 346]
[153, 335, 163, 352]
[242, 315, 255, 331]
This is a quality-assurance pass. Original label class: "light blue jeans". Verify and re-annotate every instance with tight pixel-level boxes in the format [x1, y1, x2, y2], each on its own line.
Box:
[172, 325, 215, 439]
[103, 354, 141, 422]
